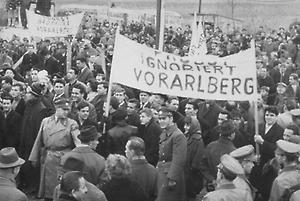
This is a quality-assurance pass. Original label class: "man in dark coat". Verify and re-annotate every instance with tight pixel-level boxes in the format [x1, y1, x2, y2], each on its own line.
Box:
[18, 83, 49, 193]
[126, 137, 158, 201]
[0, 147, 27, 201]
[183, 116, 205, 200]
[61, 126, 106, 186]
[76, 57, 94, 84]
[41, 49, 60, 76]
[200, 120, 236, 191]
[138, 108, 162, 166]
[20, 44, 40, 77]
[0, 93, 22, 150]
[107, 109, 138, 155]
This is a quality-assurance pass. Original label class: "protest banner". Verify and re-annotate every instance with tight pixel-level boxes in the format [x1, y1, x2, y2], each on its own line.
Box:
[189, 12, 207, 57]
[26, 10, 84, 38]
[111, 33, 258, 101]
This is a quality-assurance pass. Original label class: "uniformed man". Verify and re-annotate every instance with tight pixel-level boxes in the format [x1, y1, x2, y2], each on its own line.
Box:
[202, 154, 253, 201]
[230, 145, 257, 199]
[29, 98, 80, 200]
[156, 107, 187, 201]
[269, 140, 300, 201]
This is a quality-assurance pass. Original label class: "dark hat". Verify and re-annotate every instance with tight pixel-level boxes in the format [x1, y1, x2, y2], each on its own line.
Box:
[110, 96, 119, 110]
[0, 147, 25, 168]
[78, 126, 101, 142]
[218, 154, 244, 175]
[29, 82, 44, 97]
[60, 171, 84, 194]
[276, 140, 300, 153]
[230, 145, 256, 162]
[220, 120, 235, 136]
[54, 98, 70, 109]
[112, 108, 128, 122]
[62, 157, 84, 173]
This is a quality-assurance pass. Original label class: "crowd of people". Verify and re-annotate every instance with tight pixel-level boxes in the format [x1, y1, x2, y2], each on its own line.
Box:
[2, 5, 300, 201]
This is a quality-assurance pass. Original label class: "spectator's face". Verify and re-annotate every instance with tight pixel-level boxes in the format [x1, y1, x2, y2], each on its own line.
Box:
[283, 128, 294, 141]
[241, 159, 254, 175]
[114, 92, 125, 103]
[10, 86, 21, 98]
[185, 103, 197, 117]
[67, 69, 76, 80]
[139, 92, 149, 103]
[71, 177, 88, 199]
[168, 99, 179, 111]
[4, 70, 14, 79]
[71, 88, 83, 102]
[158, 115, 172, 129]
[276, 85, 286, 94]
[2, 99, 12, 112]
[54, 83, 64, 95]
[127, 102, 137, 115]
[96, 74, 105, 83]
[55, 107, 70, 119]
[264, 111, 277, 125]
[140, 112, 151, 125]
[97, 84, 106, 95]
[31, 70, 38, 82]
[76, 60, 85, 70]
[218, 113, 228, 125]
[78, 106, 89, 120]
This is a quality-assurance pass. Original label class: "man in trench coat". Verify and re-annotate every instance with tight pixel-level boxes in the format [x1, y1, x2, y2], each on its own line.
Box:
[156, 107, 187, 201]
[29, 98, 80, 200]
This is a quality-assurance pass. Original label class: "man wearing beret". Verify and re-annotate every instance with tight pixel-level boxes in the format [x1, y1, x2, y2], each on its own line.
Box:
[230, 145, 257, 199]
[29, 98, 81, 200]
[269, 140, 300, 201]
[202, 154, 252, 201]
[156, 107, 187, 201]
[0, 147, 27, 201]
[61, 126, 106, 187]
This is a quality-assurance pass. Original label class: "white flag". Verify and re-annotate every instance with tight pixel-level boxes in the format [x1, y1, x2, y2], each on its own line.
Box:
[189, 12, 207, 57]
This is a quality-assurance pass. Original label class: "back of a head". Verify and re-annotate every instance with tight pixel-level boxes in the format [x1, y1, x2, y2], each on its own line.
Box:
[60, 171, 84, 194]
[127, 137, 145, 156]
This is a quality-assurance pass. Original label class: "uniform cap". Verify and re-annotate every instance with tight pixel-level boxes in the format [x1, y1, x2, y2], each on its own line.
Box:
[276, 140, 300, 153]
[218, 154, 244, 175]
[54, 98, 70, 109]
[290, 109, 300, 116]
[230, 145, 256, 161]
[277, 82, 287, 88]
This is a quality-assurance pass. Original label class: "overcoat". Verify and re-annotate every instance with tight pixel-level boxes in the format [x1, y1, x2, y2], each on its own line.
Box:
[61, 146, 106, 186]
[0, 176, 28, 201]
[202, 182, 253, 201]
[156, 124, 187, 201]
[29, 115, 80, 199]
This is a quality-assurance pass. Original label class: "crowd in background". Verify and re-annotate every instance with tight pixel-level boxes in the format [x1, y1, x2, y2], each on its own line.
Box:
[2, 10, 300, 201]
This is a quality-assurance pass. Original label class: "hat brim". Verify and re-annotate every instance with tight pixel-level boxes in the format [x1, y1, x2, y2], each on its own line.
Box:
[0, 158, 25, 168]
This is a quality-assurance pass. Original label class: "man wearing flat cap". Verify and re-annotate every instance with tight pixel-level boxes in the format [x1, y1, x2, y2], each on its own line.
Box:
[156, 107, 187, 201]
[230, 145, 257, 199]
[61, 125, 106, 187]
[202, 154, 252, 201]
[0, 147, 27, 201]
[29, 97, 81, 200]
[269, 140, 300, 201]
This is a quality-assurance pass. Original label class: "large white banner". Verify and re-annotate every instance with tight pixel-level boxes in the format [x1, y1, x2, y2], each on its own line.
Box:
[111, 33, 258, 101]
[26, 10, 84, 37]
